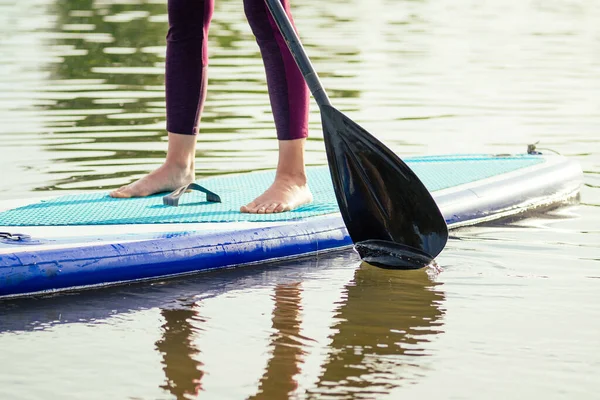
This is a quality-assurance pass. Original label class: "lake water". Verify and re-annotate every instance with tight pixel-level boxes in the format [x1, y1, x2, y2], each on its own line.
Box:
[0, 0, 599, 399]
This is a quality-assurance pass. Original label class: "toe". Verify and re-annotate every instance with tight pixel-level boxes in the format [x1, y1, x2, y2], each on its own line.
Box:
[240, 201, 257, 213]
[109, 188, 129, 198]
[265, 203, 280, 214]
[109, 186, 125, 197]
[276, 203, 290, 213]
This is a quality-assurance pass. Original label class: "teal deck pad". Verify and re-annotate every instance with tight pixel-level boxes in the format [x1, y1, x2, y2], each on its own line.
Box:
[0, 155, 544, 226]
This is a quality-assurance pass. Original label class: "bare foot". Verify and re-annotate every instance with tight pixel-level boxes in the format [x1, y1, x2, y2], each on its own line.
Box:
[110, 131, 197, 198]
[109, 163, 194, 198]
[240, 174, 313, 214]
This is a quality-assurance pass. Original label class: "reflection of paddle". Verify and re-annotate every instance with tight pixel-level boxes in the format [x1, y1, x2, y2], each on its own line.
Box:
[310, 262, 445, 395]
[265, 1, 448, 268]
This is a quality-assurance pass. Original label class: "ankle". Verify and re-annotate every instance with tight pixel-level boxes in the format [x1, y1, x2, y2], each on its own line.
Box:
[275, 170, 308, 186]
[275, 139, 307, 185]
[164, 131, 197, 172]
[164, 157, 195, 172]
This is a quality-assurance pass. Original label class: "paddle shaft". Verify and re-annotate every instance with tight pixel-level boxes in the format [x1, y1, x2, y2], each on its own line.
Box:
[264, 0, 332, 108]
[265, 0, 449, 266]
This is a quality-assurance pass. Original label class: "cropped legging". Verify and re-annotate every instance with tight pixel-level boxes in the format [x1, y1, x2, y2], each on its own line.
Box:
[166, 0, 309, 140]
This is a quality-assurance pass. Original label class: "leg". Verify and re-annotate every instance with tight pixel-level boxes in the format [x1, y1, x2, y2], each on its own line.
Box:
[241, 0, 312, 213]
[110, 0, 214, 198]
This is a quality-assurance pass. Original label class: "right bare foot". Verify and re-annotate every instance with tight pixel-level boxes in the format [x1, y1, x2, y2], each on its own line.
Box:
[109, 163, 195, 198]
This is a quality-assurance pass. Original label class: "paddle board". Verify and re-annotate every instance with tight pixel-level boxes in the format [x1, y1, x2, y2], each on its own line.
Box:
[0, 154, 582, 299]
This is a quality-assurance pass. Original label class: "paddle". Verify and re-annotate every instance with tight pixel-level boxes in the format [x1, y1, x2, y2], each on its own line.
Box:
[265, 0, 448, 269]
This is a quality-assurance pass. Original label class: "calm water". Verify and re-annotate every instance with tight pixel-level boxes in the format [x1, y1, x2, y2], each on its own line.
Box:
[0, 0, 599, 399]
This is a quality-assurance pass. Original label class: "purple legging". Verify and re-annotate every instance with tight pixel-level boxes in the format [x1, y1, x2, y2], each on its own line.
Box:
[165, 0, 309, 140]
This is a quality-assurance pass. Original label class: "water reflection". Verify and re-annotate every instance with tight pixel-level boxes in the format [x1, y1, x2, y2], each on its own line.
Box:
[149, 261, 445, 399]
[308, 263, 444, 398]
[244, 283, 303, 399]
[156, 305, 205, 399]
[151, 283, 307, 400]
[154, 284, 307, 400]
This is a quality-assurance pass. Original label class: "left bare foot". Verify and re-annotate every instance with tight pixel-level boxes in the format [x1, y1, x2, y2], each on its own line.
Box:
[240, 174, 313, 214]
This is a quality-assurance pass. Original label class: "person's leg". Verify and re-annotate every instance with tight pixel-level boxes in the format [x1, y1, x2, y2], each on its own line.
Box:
[110, 0, 214, 198]
[241, 0, 312, 213]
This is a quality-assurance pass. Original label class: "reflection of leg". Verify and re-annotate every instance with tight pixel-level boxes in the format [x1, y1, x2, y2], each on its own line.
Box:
[110, 0, 214, 198]
[155, 308, 204, 399]
[241, 0, 312, 213]
[249, 283, 304, 399]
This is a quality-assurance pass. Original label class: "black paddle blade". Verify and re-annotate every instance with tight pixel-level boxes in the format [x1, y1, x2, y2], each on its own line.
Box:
[354, 240, 435, 269]
[320, 105, 449, 269]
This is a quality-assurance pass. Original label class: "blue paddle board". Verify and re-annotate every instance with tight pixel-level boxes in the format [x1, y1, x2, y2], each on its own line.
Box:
[0, 154, 582, 298]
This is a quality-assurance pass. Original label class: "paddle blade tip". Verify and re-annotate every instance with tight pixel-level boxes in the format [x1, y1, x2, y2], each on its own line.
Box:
[354, 239, 438, 270]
